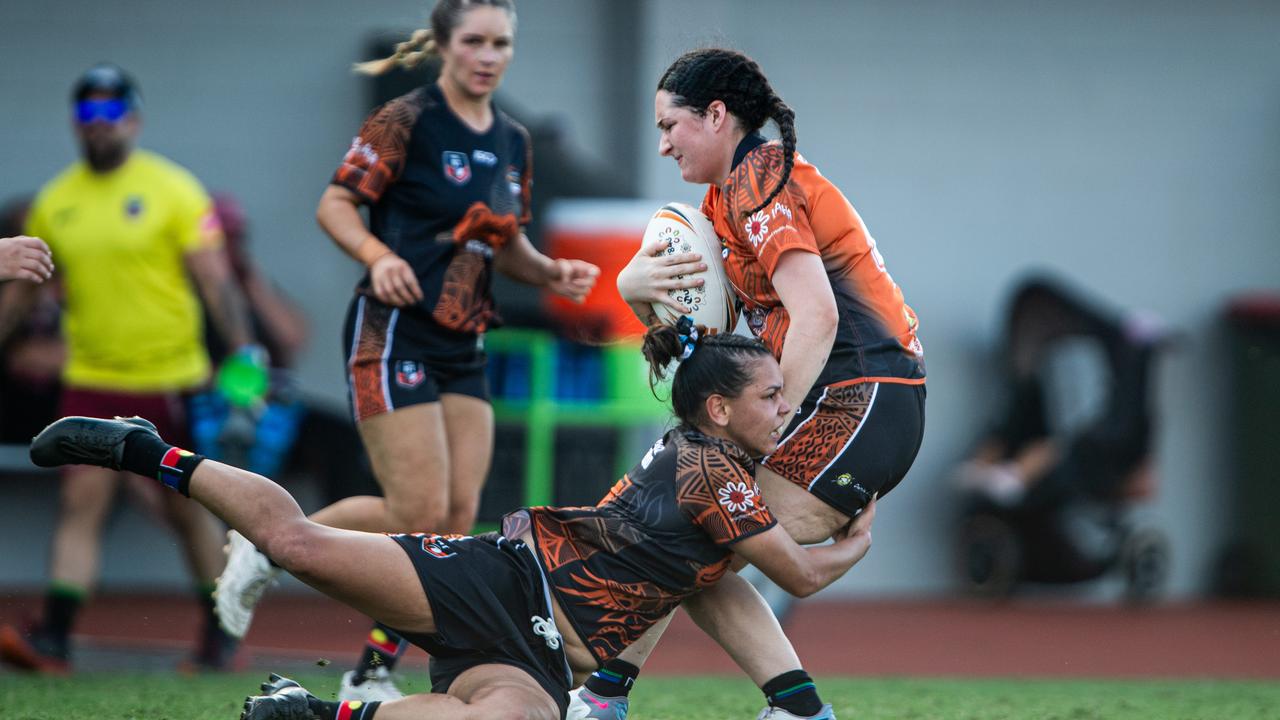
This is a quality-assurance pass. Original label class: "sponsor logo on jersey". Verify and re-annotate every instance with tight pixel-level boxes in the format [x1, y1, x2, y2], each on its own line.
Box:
[345, 136, 380, 166]
[463, 239, 494, 258]
[506, 166, 522, 195]
[472, 149, 498, 166]
[836, 473, 854, 486]
[395, 360, 425, 388]
[640, 438, 665, 469]
[443, 151, 471, 185]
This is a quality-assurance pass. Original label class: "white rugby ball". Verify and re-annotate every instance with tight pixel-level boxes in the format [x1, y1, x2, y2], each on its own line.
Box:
[642, 202, 740, 334]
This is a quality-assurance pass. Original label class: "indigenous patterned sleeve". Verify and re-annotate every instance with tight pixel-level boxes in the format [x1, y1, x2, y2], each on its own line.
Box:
[676, 444, 776, 546]
[331, 97, 417, 203]
[726, 144, 819, 277]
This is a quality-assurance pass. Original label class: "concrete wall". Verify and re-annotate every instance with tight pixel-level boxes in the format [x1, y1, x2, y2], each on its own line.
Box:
[2, 0, 1278, 599]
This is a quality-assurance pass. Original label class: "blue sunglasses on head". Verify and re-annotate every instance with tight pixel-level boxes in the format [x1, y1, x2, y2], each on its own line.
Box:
[75, 98, 130, 124]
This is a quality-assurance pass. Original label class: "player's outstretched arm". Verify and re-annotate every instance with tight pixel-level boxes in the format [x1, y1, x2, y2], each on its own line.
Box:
[494, 231, 599, 302]
[732, 495, 875, 598]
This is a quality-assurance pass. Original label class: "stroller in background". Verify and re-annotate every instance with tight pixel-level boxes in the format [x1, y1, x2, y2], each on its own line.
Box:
[954, 276, 1171, 601]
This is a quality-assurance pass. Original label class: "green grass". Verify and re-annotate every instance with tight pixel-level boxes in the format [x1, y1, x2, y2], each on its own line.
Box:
[2, 672, 1278, 719]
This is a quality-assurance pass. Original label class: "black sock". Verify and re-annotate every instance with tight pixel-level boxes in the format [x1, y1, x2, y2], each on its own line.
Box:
[39, 583, 85, 656]
[762, 669, 823, 717]
[195, 583, 239, 665]
[584, 658, 640, 698]
[120, 431, 205, 496]
[352, 623, 407, 682]
[308, 698, 380, 720]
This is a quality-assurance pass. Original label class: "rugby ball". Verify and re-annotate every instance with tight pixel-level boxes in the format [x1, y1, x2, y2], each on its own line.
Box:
[642, 202, 739, 334]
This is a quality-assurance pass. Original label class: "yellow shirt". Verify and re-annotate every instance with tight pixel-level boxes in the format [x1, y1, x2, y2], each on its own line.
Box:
[25, 149, 222, 392]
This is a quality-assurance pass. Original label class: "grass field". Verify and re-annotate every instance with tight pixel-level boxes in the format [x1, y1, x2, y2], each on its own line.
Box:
[3, 672, 1279, 720]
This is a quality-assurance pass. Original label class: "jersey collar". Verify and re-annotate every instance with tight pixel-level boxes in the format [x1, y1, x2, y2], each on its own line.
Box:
[731, 132, 768, 173]
[678, 427, 757, 471]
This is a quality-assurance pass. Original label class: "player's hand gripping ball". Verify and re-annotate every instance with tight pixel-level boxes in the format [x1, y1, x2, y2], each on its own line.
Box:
[641, 202, 740, 334]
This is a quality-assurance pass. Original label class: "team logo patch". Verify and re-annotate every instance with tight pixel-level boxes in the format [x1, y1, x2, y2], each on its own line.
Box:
[472, 148, 498, 166]
[443, 151, 471, 185]
[420, 535, 457, 559]
[836, 473, 854, 487]
[395, 360, 425, 388]
[717, 481, 758, 514]
[124, 195, 145, 219]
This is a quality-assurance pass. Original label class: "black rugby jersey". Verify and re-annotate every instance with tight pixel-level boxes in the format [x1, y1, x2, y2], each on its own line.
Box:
[502, 428, 776, 664]
[332, 83, 532, 337]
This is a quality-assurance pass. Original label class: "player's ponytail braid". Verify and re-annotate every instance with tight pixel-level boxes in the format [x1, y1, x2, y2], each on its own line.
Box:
[353, 0, 517, 77]
[754, 94, 797, 216]
[658, 48, 798, 217]
[354, 28, 437, 76]
[642, 324, 773, 431]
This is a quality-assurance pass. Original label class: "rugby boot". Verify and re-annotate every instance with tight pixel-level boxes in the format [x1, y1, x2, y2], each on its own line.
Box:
[215, 530, 279, 639]
[756, 704, 836, 720]
[241, 674, 318, 720]
[340, 666, 404, 703]
[567, 686, 629, 720]
[0, 623, 70, 675]
[29, 415, 158, 470]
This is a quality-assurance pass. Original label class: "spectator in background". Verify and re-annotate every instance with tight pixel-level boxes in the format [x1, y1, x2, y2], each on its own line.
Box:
[0, 63, 267, 673]
[189, 193, 309, 478]
[194, 192, 381, 514]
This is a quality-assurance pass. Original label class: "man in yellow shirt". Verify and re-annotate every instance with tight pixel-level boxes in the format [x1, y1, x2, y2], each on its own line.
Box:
[0, 63, 263, 673]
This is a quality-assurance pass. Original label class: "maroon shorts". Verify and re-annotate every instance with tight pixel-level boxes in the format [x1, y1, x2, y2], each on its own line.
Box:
[59, 386, 193, 447]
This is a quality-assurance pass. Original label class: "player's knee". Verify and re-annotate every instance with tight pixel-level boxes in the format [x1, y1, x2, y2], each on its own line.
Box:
[445, 500, 480, 535]
[387, 501, 447, 534]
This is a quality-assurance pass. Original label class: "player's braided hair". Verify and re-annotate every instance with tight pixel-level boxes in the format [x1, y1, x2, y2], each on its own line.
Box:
[642, 324, 773, 430]
[658, 48, 797, 217]
[354, 0, 517, 76]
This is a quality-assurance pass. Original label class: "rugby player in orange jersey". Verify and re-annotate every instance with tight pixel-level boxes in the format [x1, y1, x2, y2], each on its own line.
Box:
[596, 47, 928, 719]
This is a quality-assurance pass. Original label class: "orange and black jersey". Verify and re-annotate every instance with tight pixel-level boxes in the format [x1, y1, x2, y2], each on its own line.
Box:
[702, 134, 925, 388]
[502, 428, 776, 664]
[331, 83, 532, 338]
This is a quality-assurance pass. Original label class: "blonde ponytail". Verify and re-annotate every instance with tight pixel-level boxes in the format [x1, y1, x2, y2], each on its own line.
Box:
[353, 28, 438, 76]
